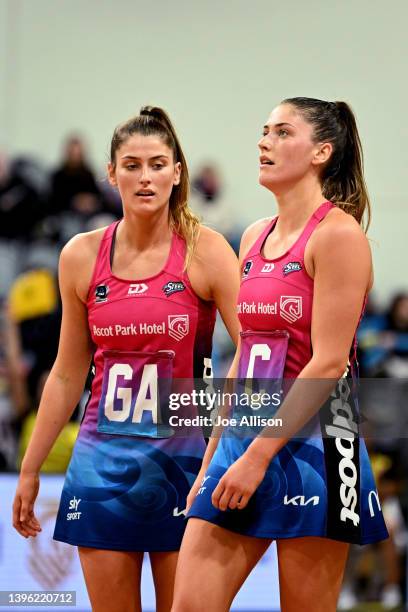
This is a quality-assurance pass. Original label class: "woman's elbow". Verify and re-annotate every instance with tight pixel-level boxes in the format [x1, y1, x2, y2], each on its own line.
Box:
[309, 355, 350, 379]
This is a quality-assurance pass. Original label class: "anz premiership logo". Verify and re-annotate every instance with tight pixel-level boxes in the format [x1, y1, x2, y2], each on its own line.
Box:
[280, 296, 303, 323]
[168, 314, 189, 341]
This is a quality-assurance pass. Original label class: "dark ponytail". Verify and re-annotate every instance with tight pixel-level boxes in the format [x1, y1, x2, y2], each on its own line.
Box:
[282, 97, 371, 231]
[110, 106, 200, 267]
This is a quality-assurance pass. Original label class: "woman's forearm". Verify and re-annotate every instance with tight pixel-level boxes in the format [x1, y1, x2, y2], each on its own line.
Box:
[20, 368, 89, 475]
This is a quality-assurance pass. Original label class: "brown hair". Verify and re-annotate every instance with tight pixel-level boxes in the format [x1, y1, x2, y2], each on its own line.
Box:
[281, 97, 371, 231]
[110, 106, 200, 266]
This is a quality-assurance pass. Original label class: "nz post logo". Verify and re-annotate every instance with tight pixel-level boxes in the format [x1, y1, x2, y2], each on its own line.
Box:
[168, 314, 189, 341]
[280, 296, 303, 324]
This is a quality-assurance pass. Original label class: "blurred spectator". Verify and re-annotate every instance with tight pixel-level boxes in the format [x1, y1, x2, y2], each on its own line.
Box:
[50, 134, 100, 215]
[3, 266, 82, 472]
[339, 450, 406, 609]
[190, 163, 241, 252]
[0, 302, 19, 470]
[358, 292, 408, 377]
[0, 152, 45, 241]
[5, 267, 61, 414]
[0, 151, 46, 296]
[49, 134, 108, 242]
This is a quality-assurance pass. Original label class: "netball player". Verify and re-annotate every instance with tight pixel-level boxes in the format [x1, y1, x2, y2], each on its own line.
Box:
[172, 98, 389, 612]
[12, 107, 240, 612]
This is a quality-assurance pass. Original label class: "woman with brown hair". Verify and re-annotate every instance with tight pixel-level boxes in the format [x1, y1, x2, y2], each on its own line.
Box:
[173, 98, 388, 612]
[12, 106, 240, 612]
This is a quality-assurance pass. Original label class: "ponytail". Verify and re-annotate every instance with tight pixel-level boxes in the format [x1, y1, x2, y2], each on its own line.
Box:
[282, 97, 371, 231]
[323, 102, 371, 230]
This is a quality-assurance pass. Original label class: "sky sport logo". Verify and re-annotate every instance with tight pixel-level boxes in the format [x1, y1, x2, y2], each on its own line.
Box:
[168, 314, 189, 341]
[279, 296, 303, 323]
[67, 496, 82, 521]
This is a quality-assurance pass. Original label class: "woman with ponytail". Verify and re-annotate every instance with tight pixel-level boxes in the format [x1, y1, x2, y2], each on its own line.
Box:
[12, 107, 240, 611]
[173, 98, 388, 612]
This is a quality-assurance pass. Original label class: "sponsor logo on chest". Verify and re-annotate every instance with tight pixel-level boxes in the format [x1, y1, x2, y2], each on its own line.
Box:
[128, 283, 148, 295]
[242, 260, 253, 279]
[283, 261, 303, 276]
[237, 296, 303, 323]
[95, 284, 109, 303]
[92, 314, 189, 341]
[163, 281, 186, 297]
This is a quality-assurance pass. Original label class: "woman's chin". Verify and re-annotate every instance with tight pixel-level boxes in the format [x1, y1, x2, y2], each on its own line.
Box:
[258, 175, 277, 192]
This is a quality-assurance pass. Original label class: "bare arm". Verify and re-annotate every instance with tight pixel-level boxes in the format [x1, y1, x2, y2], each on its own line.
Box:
[13, 236, 95, 536]
[20, 243, 94, 475]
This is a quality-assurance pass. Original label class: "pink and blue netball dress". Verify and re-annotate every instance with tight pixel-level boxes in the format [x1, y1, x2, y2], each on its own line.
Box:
[53, 221, 216, 551]
[188, 201, 388, 545]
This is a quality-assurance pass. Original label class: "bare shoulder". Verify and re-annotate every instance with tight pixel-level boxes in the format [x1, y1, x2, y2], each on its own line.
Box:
[188, 225, 239, 301]
[193, 225, 237, 264]
[239, 217, 273, 261]
[306, 206, 372, 286]
[59, 226, 109, 302]
[312, 206, 369, 248]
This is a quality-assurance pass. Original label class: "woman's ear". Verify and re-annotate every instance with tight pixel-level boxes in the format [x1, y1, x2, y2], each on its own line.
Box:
[107, 162, 117, 187]
[312, 142, 333, 168]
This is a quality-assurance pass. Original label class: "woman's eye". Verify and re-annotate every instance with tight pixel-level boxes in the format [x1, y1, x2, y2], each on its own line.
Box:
[153, 164, 164, 170]
[278, 129, 288, 137]
[125, 164, 137, 170]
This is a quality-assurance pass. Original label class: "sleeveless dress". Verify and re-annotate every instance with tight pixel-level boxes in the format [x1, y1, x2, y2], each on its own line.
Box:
[53, 220, 216, 551]
[188, 201, 388, 545]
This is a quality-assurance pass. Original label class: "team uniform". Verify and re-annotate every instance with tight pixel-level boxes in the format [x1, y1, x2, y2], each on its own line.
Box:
[189, 201, 388, 545]
[54, 221, 216, 551]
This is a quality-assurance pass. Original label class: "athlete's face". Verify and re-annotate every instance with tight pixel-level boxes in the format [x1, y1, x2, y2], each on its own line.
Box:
[108, 134, 181, 216]
[258, 104, 332, 193]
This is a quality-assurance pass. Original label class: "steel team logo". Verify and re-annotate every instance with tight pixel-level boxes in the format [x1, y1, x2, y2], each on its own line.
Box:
[163, 281, 186, 297]
[168, 314, 189, 341]
[128, 283, 148, 295]
[283, 261, 302, 276]
[242, 260, 253, 279]
[279, 296, 303, 323]
[95, 284, 109, 303]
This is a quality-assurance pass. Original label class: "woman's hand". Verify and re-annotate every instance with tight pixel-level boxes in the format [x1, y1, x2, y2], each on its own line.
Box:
[12, 472, 42, 538]
[211, 451, 269, 511]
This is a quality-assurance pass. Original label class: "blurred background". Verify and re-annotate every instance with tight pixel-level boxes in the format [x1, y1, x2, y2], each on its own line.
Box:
[0, 0, 407, 610]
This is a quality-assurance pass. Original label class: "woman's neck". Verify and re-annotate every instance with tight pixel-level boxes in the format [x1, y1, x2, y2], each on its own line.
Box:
[119, 207, 172, 252]
[273, 178, 326, 234]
